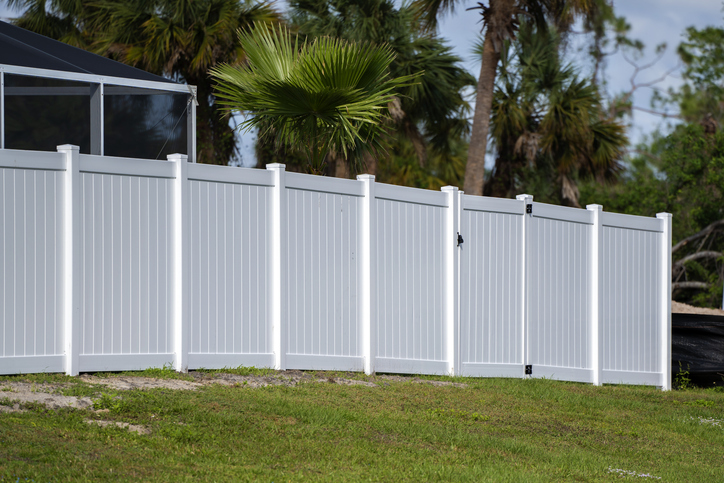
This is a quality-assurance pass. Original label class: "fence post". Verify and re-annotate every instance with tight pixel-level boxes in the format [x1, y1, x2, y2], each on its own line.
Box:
[516, 194, 533, 377]
[441, 186, 460, 376]
[58, 145, 80, 376]
[657, 212, 673, 390]
[587, 204, 604, 386]
[170, 153, 189, 372]
[267, 164, 287, 370]
[358, 174, 376, 375]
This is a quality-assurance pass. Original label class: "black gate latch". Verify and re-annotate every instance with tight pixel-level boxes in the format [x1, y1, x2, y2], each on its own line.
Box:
[457, 232, 464, 247]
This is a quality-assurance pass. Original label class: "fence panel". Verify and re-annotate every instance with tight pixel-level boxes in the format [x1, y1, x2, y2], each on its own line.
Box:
[527, 203, 593, 382]
[187, 165, 274, 369]
[284, 173, 363, 370]
[459, 196, 525, 377]
[77, 155, 175, 371]
[0, 150, 65, 373]
[373, 183, 448, 375]
[0, 150, 672, 387]
[601, 212, 663, 386]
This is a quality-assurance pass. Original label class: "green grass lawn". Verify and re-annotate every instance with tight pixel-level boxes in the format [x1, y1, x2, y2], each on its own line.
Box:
[1, 370, 723, 482]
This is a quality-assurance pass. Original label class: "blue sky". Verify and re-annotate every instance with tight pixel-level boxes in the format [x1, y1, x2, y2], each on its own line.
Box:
[2, 0, 722, 165]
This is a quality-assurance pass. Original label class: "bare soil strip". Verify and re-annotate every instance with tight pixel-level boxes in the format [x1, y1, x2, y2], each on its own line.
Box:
[0, 370, 467, 416]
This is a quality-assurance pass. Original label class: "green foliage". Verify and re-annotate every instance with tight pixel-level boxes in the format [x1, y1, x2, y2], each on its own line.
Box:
[586, 125, 724, 236]
[212, 23, 417, 173]
[675, 362, 694, 391]
[487, 22, 627, 205]
[93, 392, 124, 413]
[284, 0, 474, 176]
[667, 26, 724, 126]
[376, 136, 466, 190]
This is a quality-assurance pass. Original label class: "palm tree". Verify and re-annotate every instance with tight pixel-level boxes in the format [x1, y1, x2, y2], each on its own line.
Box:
[288, 0, 475, 177]
[211, 23, 416, 174]
[412, 0, 608, 196]
[487, 23, 626, 205]
[9, 0, 280, 165]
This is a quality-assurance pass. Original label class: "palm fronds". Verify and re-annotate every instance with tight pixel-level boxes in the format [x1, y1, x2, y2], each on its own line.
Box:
[212, 23, 418, 173]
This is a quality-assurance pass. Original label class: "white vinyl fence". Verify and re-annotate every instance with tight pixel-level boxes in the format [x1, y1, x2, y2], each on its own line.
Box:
[0, 146, 672, 388]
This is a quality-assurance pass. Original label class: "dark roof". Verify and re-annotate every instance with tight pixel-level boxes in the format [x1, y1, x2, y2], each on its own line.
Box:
[0, 20, 175, 84]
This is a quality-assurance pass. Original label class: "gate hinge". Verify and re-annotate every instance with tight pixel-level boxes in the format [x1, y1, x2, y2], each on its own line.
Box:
[526, 204, 532, 214]
[457, 232, 464, 247]
[525, 365, 532, 375]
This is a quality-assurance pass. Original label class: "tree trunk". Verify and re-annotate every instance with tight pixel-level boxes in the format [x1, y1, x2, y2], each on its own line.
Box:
[463, 4, 503, 196]
[194, 80, 236, 165]
[334, 153, 350, 178]
[363, 151, 377, 176]
[405, 121, 428, 167]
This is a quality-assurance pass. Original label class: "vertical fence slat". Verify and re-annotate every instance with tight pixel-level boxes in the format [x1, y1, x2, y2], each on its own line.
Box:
[657, 212, 672, 390]
[268, 163, 286, 370]
[59, 144, 81, 376]
[170, 153, 189, 372]
[358, 175, 375, 375]
[516, 195, 532, 375]
[441, 186, 459, 375]
[588, 204, 603, 386]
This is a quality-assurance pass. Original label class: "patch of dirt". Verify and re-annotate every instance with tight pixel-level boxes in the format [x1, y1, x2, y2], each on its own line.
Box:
[0, 382, 93, 410]
[85, 419, 150, 435]
[672, 300, 724, 316]
[188, 370, 384, 388]
[331, 378, 378, 387]
[0, 403, 26, 414]
[190, 370, 317, 388]
[377, 375, 468, 388]
[80, 375, 202, 391]
[0, 370, 464, 413]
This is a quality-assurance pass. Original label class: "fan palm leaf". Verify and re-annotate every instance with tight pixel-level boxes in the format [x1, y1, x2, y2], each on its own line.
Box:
[288, 0, 474, 172]
[212, 23, 417, 173]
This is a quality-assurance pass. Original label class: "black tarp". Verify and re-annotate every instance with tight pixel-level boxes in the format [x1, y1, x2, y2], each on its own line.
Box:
[0, 20, 173, 84]
[672, 312, 724, 387]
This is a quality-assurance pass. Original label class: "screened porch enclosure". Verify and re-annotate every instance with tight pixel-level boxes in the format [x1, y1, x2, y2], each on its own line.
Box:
[0, 20, 196, 161]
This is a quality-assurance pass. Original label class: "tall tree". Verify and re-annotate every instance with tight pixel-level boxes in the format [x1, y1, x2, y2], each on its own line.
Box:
[487, 23, 626, 205]
[287, 0, 475, 177]
[654, 25, 724, 128]
[211, 23, 415, 174]
[8, 0, 279, 165]
[412, 0, 606, 196]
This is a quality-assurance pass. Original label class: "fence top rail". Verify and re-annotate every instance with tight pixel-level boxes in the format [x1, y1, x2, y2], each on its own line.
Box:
[79, 154, 175, 178]
[0, 148, 65, 170]
[375, 182, 448, 207]
[462, 195, 525, 215]
[532, 202, 593, 225]
[286, 171, 364, 197]
[601, 211, 663, 233]
[189, 163, 274, 187]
